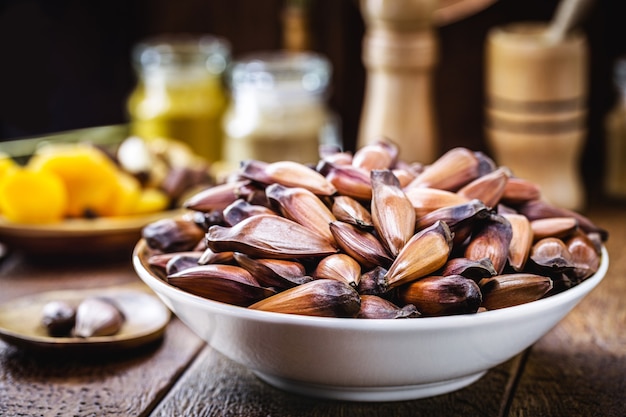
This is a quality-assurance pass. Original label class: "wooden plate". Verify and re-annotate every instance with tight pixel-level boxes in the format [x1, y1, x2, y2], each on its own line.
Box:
[0, 125, 190, 257]
[0, 285, 171, 353]
[0, 209, 185, 256]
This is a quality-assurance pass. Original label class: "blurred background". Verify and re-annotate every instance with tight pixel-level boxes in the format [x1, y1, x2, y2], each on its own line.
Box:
[0, 0, 624, 205]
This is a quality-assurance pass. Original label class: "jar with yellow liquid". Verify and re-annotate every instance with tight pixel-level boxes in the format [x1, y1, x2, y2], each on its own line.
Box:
[222, 51, 338, 166]
[127, 35, 230, 162]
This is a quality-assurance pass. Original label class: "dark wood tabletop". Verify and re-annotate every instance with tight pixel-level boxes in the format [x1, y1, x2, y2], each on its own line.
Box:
[0, 205, 624, 417]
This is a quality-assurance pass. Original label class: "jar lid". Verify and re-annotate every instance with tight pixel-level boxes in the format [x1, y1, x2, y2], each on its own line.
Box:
[133, 34, 231, 75]
[229, 51, 331, 96]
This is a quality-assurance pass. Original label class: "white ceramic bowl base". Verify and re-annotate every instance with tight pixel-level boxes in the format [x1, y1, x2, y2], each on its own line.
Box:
[133, 242, 608, 402]
[254, 370, 487, 401]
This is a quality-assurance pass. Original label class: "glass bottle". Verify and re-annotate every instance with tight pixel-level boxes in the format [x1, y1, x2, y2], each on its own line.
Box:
[222, 51, 338, 166]
[127, 35, 230, 162]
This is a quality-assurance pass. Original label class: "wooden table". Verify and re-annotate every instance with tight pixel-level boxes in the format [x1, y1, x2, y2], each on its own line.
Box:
[0, 205, 624, 417]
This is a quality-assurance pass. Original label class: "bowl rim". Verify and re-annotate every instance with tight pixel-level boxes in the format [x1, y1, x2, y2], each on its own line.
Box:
[132, 239, 608, 331]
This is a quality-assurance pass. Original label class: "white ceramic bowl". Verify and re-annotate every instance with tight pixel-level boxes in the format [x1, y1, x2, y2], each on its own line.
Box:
[132, 240, 608, 402]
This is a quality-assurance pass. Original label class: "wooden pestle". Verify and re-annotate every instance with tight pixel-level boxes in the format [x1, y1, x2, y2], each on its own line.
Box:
[357, 0, 439, 164]
[544, 0, 594, 45]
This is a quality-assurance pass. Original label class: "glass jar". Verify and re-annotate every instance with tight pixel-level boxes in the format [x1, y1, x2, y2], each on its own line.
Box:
[604, 57, 626, 200]
[127, 35, 230, 162]
[222, 51, 338, 166]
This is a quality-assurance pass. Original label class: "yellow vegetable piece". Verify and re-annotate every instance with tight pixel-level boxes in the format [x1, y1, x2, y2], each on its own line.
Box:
[0, 154, 18, 214]
[133, 188, 170, 214]
[0, 168, 68, 223]
[0, 153, 18, 179]
[28, 144, 120, 217]
[100, 172, 142, 217]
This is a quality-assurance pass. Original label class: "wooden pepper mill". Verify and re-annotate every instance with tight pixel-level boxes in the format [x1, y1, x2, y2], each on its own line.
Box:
[357, 0, 439, 164]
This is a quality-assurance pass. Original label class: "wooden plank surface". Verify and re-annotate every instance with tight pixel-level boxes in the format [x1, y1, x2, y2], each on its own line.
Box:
[508, 207, 626, 417]
[0, 252, 206, 417]
[0, 207, 623, 416]
[0, 252, 139, 300]
[151, 346, 522, 417]
[0, 320, 204, 417]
